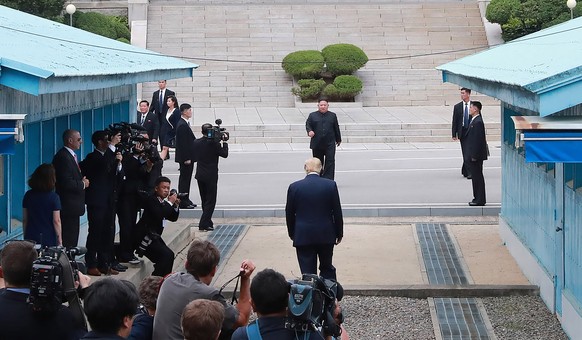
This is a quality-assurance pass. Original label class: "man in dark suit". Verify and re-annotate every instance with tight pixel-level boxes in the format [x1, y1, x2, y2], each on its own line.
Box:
[306, 99, 342, 180]
[149, 80, 176, 127]
[133, 176, 180, 276]
[452, 87, 472, 178]
[286, 158, 343, 281]
[464, 101, 488, 206]
[0, 240, 88, 339]
[137, 100, 160, 145]
[193, 123, 229, 231]
[175, 103, 197, 209]
[80, 130, 123, 276]
[52, 129, 90, 247]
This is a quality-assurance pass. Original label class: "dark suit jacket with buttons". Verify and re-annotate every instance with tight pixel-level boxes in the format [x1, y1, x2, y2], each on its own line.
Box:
[52, 147, 85, 217]
[305, 110, 342, 150]
[149, 89, 176, 116]
[175, 118, 196, 164]
[286, 174, 343, 247]
[193, 137, 228, 182]
[137, 111, 160, 141]
[452, 100, 470, 139]
[79, 149, 120, 208]
[464, 115, 488, 161]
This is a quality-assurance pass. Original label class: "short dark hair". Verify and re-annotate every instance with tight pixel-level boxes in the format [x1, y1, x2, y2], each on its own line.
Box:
[91, 130, 108, 147]
[461, 87, 472, 94]
[0, 240, 37, 287]
[140, 100, 150, 106]
[318, 98, 329, 103]
[28, 163, 56, 192]
[181, 299, 224, 340]
[179, 103, 191, 113]
[154, 176, 171, 187]
[250, 269, 289, 315]
[138, 276, 163, 310]
[62, 129, 78, 144]
[185, 240, 220, 278]
[201, 123, 213, 135]
[471, 101, 482, 112]
[83, 278, 139, 334]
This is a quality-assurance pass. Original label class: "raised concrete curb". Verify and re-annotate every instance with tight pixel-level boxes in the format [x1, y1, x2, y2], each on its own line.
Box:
[342, 284, 540, 298]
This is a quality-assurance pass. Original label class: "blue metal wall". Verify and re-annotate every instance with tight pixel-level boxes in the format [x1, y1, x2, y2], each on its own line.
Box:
[0, 101, 130, 243]
[564, 188, 582, 310]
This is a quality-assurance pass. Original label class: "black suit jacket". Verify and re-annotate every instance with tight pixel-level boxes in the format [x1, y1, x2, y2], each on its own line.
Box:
[134, 194, 179, 246]
[305, 110, 341, 150]
[286, 174, 343, 247]
[193, 137, 228, 182]
[0, 289, 85, 340]
[175, 118, 196, 164]
[79, 149, 120, 208]
[137, 111, 160, 141]
[149, 89, 176, 116]
[452, 101, 470, 139]
[464, 115, 488, 161]
[52, 147, 85, 216]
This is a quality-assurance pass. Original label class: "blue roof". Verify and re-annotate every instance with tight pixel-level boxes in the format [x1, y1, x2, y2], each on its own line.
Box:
[437, 17, 582, 116]
[0, 5, 198, 94]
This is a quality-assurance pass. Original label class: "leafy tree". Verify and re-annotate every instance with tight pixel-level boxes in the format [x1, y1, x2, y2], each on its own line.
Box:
[0, 0, 66, 21]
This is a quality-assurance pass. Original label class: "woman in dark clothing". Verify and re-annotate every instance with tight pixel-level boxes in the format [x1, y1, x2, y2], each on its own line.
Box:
[22, 163, 62, 246]
[160, 95, 181, 161]
[127, 276, 163, 340]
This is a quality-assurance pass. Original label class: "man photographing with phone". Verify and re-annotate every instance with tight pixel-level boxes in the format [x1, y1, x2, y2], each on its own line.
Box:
[133, 176, 180, 277]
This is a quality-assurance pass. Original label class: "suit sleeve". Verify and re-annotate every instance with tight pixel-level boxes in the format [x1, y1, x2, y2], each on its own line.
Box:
[452, 104, 460, 138]
[331, 182, 343, 238]
[152, 113, 160, 140]
[334, 114, 342, 143]
[305, 112, 314, 134]
[53, 152, 84, 192]
[285, 185, 296, 238]
[175, 123, 190, 163]
[149, 91, 157, 113]
[217, 142, 228, 158]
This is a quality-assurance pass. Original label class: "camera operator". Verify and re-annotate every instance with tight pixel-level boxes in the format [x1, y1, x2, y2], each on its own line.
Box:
[0, 240, 90, 339]
[192, 123, 228, 231]
[231, 269, 349, 340]
[133, 176, 179, 277]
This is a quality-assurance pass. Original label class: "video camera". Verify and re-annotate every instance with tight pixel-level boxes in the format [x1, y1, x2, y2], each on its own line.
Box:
[106, 122, 161, 163]
[206, 119, 229, 142]
[28, 246, 87, 329]
[286, 274, 343, 338]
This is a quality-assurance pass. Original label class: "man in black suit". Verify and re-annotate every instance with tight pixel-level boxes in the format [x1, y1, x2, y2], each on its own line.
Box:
[465, 101, 488, 206]
[149, 80, 176, 127]
[452, 87, 472, 178]
[80, 130, 123, 276]
[133, 176, 180, 276]
[0, 240, 89, 339]
[137, 100, 160, 145]
[175, 103, 197, 209]
[193, 123, 229, 231]
[286, 158, 343, 281]
[52, 129, 90, 247]
[306, 99, 342, 180]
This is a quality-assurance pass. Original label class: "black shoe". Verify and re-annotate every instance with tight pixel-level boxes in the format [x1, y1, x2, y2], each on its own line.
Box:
[198, 226, 214, 231]
[111, 263, 127, 272]
[128, 256, 141, 265]
[466, 175, 472, 179]
[180, 203, 197, 209]
[468, 201, 485, 206]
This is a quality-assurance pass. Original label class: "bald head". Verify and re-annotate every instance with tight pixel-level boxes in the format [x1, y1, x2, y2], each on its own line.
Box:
[304, 157, 322, 174]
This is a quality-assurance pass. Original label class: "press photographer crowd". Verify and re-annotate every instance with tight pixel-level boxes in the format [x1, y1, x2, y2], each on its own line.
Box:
[0, 82, 349, 340]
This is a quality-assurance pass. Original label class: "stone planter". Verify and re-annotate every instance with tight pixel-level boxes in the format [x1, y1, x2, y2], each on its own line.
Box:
[292, 78, 363, 109]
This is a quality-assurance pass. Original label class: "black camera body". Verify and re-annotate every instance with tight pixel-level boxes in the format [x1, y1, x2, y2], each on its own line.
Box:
[29, 246, 86, 315]
[169, 188, 189, 199]
[286, 274, 343, 337]
[206, 119, 230, 142]
[106, 122, 161, 163]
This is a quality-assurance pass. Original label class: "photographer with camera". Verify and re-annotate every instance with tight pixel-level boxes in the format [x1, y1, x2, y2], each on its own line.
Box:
[192, 121, 229, 231]
[0, 240, 90, 339]
[175, 103, 197, 209]
[231, 269, 349, 340]
[133, 176, 180, 277]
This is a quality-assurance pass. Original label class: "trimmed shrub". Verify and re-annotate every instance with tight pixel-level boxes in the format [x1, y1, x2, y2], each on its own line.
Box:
[75, 11, 130, 41]
[282, 50, 325, 80]
[291, 79, 326, 100]
[323, 75, 363, 100]
[486, 0, 520, 25]
[322, 44, 368, 76]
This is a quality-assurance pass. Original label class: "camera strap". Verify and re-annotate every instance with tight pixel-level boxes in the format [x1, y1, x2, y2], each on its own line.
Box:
[218, 271, 243, 305]
[57, 251, 87, 331]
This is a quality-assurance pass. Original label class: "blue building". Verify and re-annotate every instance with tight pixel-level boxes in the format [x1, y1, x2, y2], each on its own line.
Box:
[438, 18, 582, 338]
[0, 5, 198, 242]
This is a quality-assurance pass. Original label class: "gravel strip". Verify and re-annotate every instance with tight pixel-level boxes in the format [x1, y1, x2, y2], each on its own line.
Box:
[340, 296, 435, 339]
[482, 296, 568, 340]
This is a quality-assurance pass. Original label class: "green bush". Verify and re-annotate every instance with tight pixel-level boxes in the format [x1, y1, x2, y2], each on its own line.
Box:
[291, 79, 326, 100]
[282, 50, 325, 80]
[321, 44, 368, 76]
[75, 11, 130, 41]
[322, 75, 363, 100]
[486, 0, 520, 25]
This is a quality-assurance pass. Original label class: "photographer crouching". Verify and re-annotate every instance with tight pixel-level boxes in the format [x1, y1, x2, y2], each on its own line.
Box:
[133, 176, 180, 277]
[193, 121, 229, 231]
[0, 240, 90, 339]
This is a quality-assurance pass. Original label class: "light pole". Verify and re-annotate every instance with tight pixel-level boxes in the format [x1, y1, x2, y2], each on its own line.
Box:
[65, 3, 76, 26]
[567, 0, 577, 20]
